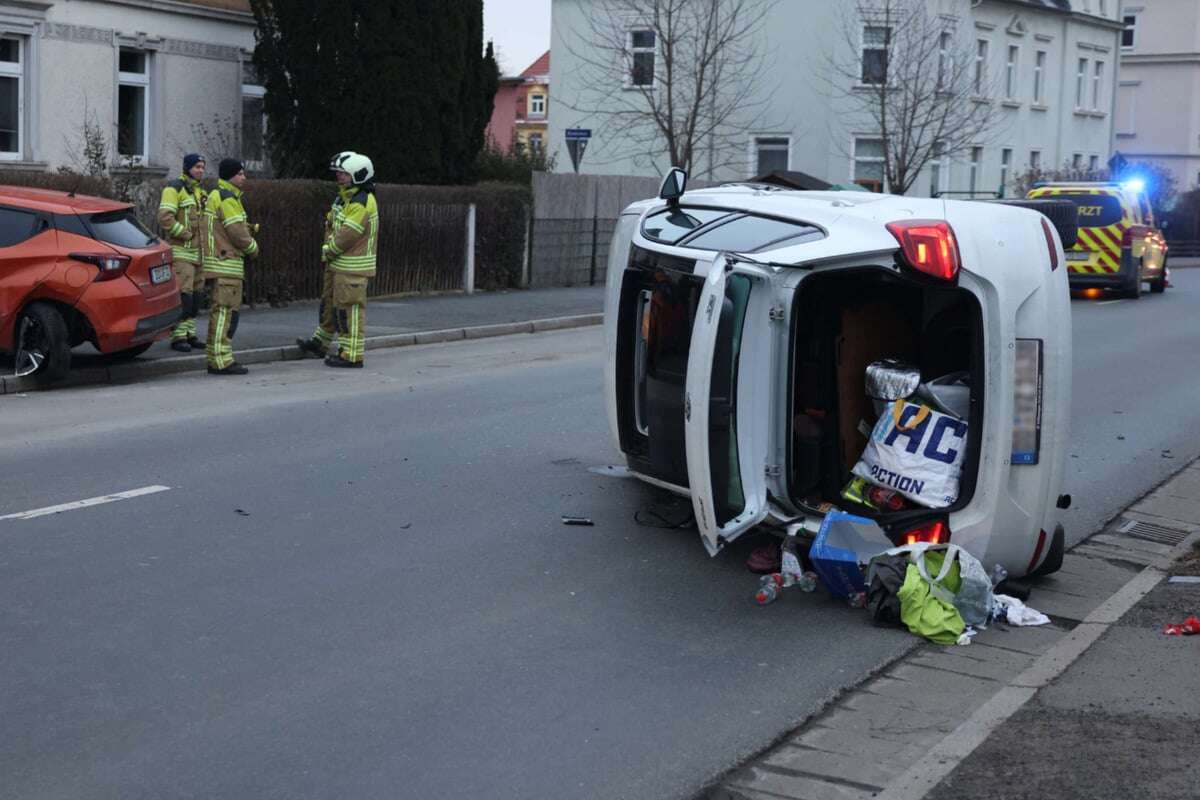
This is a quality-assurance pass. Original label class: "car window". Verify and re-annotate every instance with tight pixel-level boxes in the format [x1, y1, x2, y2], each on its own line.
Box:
[0, 206, 38, 248]
[1057, 194, 1123, 228]
[86, 209, 157, 249]
[54, 213, 91, 238]
[680, 214, 825, 253]
[642, 207, 732, 244]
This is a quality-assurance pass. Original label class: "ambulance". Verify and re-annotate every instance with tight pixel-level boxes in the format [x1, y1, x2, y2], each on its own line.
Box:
[603, 170, 1074, 579]
[1027, 181, 1167, 297]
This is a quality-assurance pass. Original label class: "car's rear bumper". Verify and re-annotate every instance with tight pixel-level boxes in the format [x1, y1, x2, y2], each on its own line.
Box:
[75, 277, 182, 353]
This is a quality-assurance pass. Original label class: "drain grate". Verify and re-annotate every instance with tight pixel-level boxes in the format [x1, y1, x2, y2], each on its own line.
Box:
[1117, 519, 1190, 546]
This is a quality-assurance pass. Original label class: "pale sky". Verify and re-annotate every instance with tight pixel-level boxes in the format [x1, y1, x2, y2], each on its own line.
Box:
[484, 0, 553, 76]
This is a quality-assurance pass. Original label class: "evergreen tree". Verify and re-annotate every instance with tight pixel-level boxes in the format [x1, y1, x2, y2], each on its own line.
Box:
[249, 0, 498, 184]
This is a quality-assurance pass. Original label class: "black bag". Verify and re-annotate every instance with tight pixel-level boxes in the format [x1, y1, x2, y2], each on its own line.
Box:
[866, 554, 909, 626]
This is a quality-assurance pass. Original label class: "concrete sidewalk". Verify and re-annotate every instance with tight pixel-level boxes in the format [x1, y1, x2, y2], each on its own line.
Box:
[708, 462, 1200, 800]
[1, 286, 605, 395]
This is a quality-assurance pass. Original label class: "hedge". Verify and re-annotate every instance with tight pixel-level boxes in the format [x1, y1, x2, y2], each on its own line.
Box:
[0, 171, 530, 303]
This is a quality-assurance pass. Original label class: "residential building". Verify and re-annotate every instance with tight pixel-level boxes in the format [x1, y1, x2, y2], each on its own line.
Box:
[0, 0, 262, 176]
[1114, 1, 1200, 189]
[548, 0, 1122, 197]
[485, 50, 550, 156]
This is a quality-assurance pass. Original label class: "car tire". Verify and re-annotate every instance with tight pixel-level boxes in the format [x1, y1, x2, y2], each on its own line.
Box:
[14, 302, 71, 384]
[1125, 259, 1143, 299]
[109, 343, 154, 361]
[1149, 256, 1167, 293]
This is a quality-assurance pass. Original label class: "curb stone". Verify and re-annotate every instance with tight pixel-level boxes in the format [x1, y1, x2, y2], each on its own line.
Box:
[0, 313, 602, 396]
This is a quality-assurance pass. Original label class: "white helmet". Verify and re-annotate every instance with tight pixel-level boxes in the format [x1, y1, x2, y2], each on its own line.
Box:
[331, 152, 374, 185]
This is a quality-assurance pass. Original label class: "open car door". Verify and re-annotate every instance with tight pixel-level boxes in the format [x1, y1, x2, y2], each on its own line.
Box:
[684, 253, 775, 556]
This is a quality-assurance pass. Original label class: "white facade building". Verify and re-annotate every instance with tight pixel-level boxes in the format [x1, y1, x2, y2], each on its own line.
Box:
[549, 0, 1122, 197]
[1114, 0, 1200, 190]
[0, 0, 261, 177]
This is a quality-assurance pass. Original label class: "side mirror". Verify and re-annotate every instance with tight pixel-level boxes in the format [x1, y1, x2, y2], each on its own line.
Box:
[659, 167, 687, 205]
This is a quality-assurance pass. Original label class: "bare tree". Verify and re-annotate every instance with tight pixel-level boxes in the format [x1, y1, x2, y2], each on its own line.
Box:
[824, 0, 1003, 195]
[562, 0, 779, 177]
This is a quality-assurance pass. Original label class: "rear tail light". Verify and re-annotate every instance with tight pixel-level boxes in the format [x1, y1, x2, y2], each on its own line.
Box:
[70, 252, 131, 282]
[900, 519, 948, 546]
[1040, 218, 1059, 271]
[886, 220, 961, 281]
[1026, 529, 1048, 574]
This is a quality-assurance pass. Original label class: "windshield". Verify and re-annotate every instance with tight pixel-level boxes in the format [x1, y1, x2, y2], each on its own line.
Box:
[1056, 194, 1124, 228]
[87, 209, 158, 249]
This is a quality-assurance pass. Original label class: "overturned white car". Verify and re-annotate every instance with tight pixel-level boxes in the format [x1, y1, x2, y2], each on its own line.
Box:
[603, 170, 1072, 578]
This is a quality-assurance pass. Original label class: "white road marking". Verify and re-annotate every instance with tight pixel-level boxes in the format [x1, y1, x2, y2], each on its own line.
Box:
[0, 485, 171, 521]
[1097, 299, 1124, 305]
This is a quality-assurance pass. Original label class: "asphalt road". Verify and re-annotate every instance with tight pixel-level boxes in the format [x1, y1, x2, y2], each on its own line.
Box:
[1, 271, 1197, 799]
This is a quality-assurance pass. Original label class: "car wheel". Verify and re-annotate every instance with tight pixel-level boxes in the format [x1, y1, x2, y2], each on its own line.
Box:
[1149, 256, 1167, 293]
[109, 343, 154, 361]
[1125, 259, 1143, 299]
[14, 302, 71, 383]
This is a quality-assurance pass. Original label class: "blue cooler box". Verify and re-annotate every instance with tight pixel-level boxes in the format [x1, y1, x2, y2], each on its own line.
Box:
[809, 511, 893, 598]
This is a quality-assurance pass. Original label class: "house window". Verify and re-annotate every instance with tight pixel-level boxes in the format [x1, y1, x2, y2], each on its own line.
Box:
[1122, 15, 1136, 49]
[1000, 148, 1012, 193]
[968, 145, 982, 194]
[1005, 45, 1019, 100]
[1075, 58, 1087, 108]
[929, 141, 946, 197]
[853, 137, 885, 192]
[754, 137, 790, 175]
[528, 132, 543, 154]
[240, 61, 267, 170]
[937, 32, 952, 89]
[1033, 50, 1046, 104]
[117, 48, 150, 159]
[629, 30, 656, 87]
[1091, 61, 1104, 110]
[974, 39, 988, 94]
[0, 37, 22, 158]
[861, 26, 890, 84]
[1030, 149, 1042, 171]
[1089, 155, 1099, 171]
[529, 93, 546, 117]
[1116, 83, 1137, 136]
[1072, 153, 1082, 170]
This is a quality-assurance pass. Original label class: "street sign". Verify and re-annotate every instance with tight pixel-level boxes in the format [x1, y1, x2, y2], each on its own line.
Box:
[565, 129, 592, 173]
[1107, 151, 1128, 177]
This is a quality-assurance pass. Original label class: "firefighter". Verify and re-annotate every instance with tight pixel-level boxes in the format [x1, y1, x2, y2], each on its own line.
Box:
[317, 152, 378, 368]
[159, 153, 207, 351]
[204, 158, 258, 375]
[297, 151, 357, 360]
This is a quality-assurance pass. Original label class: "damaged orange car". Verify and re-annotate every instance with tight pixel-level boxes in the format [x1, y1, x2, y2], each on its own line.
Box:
[0, 187, 180, 382]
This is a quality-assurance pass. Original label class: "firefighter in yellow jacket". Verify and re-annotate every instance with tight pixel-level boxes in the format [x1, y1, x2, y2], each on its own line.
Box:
[158, 153, 207, 351]
[298, 151, 378, 368]
[297, 151, 356, 361]
[203, 158, 259, 375]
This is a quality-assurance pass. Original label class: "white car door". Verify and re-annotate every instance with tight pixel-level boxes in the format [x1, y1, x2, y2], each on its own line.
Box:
[684, 253, 776, 556]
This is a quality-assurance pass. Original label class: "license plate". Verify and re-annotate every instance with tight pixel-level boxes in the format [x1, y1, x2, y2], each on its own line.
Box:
[151, 264, 172, 284]
[1065, 251, 1091, 261]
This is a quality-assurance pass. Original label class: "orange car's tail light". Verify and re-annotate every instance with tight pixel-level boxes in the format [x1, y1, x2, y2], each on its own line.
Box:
[69, 252, 131, 283]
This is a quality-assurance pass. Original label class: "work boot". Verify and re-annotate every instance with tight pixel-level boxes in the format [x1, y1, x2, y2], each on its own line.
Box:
[170, 340, 192, 353]
[207, 363, 249, 375]
[296, 337, 327, 358]
[324, 354, 363, 369]
[186, 336, 205, 350]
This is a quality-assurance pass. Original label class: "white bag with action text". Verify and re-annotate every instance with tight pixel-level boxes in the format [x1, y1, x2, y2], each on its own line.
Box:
[852, 400, 968, 509]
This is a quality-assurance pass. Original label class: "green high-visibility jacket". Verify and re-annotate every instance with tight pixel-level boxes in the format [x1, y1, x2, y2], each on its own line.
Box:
[158, 174, 205, 265]
[203, 179, 258, 279]
[323, 185, 378, 276]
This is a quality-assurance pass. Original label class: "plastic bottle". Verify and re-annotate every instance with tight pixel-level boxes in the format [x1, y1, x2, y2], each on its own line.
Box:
[794, 571, 819, 593]
[755, 573, 784, 605]
[847, 591, 868, 609]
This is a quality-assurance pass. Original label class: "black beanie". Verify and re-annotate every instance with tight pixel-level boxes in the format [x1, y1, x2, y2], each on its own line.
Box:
[219, 158, 244, 180]
[183, 153, 205, 173]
